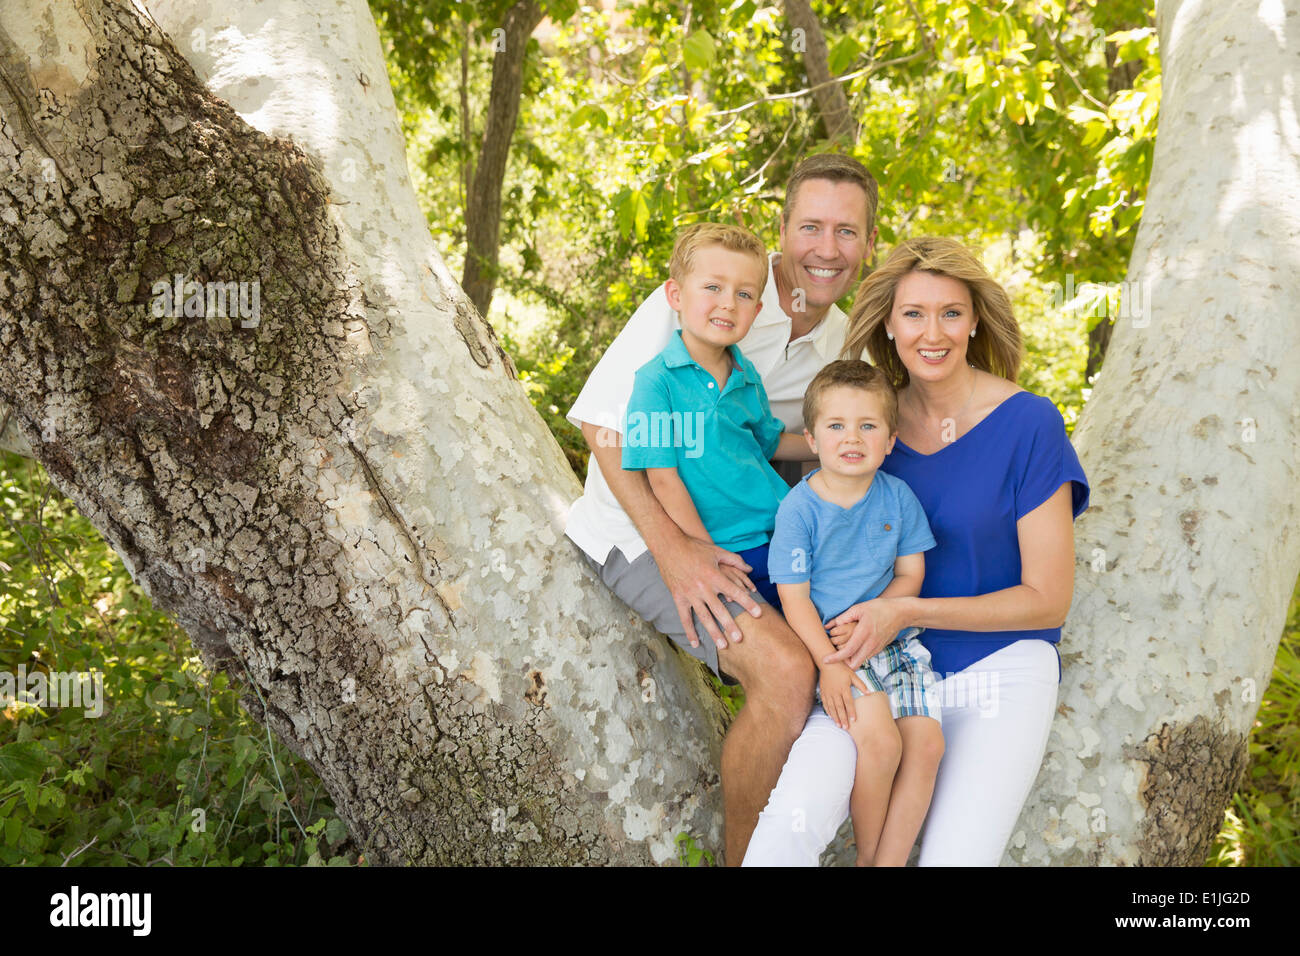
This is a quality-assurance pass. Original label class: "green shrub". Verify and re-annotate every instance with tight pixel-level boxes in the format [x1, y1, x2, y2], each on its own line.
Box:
[0, 451, 356, 866]
[1209, 578, 1300, 866]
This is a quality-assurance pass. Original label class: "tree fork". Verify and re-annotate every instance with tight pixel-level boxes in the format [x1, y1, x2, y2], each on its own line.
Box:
[0, 0, 730, 864]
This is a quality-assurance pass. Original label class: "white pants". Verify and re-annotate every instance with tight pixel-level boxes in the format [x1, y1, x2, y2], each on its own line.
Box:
[742, 639, 1060, 866]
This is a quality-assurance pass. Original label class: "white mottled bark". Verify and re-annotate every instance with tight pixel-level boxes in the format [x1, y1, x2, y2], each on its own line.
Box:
[5, 0, 1293, 868]
[1015, 0, 1300, 864]
[0, 0, 729, 864]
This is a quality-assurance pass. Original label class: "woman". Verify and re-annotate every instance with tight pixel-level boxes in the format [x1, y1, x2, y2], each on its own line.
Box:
[743, 236, 1088, 866]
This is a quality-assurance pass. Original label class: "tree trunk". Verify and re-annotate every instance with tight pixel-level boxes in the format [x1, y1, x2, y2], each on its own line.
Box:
[1013, 0, 1300, 864]
[782, 0, 856, 143]
[3, 0, 1295, 867]
[460, 0, 544, 320]
[0, 0, 729, 865]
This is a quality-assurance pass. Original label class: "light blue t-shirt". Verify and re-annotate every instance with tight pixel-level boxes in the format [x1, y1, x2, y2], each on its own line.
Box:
[768, 469, 936, 623]
[621, 331, 789, 553]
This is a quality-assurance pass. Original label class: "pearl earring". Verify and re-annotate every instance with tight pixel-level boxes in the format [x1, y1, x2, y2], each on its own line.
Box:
[886, 331, 894, 340]
[969, 328, 976, 338]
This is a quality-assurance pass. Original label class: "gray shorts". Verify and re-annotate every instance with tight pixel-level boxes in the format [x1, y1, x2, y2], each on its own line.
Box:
[585, 547, 769, 686]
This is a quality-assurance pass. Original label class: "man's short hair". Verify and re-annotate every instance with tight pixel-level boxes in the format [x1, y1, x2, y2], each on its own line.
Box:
[802, 359, 898, 434]
[783, 153, 879, 233]
[668, 223, 768, 286]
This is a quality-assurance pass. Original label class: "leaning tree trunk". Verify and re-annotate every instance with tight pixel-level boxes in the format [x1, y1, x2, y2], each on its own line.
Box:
[782, 0, 856, 143]
[1013, 0, 1300, 864]
[461, 0, 544, 320]
[0, 0, 731, 864]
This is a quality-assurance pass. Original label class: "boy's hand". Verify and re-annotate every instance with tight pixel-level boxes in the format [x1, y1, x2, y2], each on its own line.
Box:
[819, 663, 872, 731]
[824, 598, 906, 670]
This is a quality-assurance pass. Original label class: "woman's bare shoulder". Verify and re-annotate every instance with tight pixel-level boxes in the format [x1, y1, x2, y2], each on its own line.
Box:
[971, 371, 1023, 419]
[982, 371, 1023, 399]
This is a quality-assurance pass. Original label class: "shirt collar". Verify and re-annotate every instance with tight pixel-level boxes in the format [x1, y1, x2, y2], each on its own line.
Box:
[661, 329, 697, 368]
[764, 253, 848, 360]
[662, 330, 761, 386]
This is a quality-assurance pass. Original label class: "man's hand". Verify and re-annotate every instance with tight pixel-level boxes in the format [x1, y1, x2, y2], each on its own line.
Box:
[818, 663, 872, 731]
[577, 418, 762, 650]
[823, 598, 907, 670]
[655, 535, 763, 651]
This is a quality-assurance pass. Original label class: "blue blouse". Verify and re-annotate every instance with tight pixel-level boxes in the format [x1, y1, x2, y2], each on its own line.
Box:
[878, 390, 1089, 678]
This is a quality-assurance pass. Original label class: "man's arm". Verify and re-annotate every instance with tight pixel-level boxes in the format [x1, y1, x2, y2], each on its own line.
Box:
[581, 420, 762, 649]
[772, 432, 818, 461]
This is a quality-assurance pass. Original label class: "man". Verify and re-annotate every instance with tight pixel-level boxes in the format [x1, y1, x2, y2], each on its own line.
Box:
[566, 153, 878, 864]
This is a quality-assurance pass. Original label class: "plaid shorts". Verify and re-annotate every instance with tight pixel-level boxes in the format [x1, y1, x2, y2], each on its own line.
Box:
[816, 628, 942, 722]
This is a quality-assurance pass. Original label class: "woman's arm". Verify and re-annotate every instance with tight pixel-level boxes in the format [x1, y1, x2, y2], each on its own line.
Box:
[823, 484, 1075, 668]
[818, 551, 924, 665]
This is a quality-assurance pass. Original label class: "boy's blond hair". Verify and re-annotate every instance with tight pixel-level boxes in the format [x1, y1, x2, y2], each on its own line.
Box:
[668, 223, 768, 289]
[802, 359, 899, 435]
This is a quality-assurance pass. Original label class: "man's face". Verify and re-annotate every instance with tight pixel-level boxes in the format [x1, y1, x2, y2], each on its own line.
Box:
[778, 179, 875, 311]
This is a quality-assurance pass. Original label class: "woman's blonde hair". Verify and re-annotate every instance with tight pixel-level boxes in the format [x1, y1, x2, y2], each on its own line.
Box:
[842, 236, 1022, 387]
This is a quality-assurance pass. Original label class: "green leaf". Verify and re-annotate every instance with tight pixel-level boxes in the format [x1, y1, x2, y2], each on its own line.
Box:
[545, 0, 579, 23]
[569, 104, 609, 130]
[615, 187, 650, 239]
[1066, 103, 1109, 127]
[18, 824, 44, 854]
[0, 741, 49, 783]
[19, 779, 38, 815]
[827, 35, 861, 76]
[631, 190, 650, 239]
[682, 29, 715, 72]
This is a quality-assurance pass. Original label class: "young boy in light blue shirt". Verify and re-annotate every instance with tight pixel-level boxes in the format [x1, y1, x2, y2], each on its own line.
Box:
[767, 359, 943, 867]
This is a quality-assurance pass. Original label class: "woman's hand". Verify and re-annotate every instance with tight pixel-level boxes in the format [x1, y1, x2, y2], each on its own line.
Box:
[823, 598, 909, 670]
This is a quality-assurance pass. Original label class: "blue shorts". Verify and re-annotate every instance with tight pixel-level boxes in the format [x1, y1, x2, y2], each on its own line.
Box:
[734, 543, 782, 612]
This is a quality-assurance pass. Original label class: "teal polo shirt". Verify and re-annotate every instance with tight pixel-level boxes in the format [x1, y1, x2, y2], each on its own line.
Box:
[621, 331, 790, 552]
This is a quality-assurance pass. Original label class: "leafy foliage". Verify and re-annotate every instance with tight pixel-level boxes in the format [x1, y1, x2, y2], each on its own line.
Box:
[1209, 581, 1300, 866]
[0, 452, 356, 866]
[0, 0, 1290, 866]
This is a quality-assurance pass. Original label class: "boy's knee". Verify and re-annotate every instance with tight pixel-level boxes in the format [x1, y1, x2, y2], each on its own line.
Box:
[912, 721, 945, 766]
[897, 718, 944, 770]
[853, 715, 902, 770]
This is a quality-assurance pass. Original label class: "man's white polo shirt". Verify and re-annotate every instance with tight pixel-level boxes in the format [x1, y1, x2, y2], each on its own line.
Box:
[565, 252, 849, 565]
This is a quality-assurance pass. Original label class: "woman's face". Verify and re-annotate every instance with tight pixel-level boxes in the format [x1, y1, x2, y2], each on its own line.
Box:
[884, 270, 976, 385]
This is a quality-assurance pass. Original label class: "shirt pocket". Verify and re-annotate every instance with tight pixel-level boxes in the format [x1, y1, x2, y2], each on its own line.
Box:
[858, 514, 903, 582]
